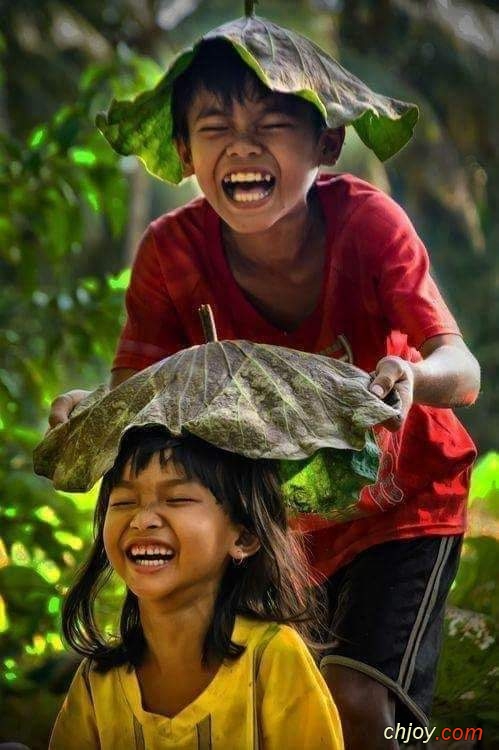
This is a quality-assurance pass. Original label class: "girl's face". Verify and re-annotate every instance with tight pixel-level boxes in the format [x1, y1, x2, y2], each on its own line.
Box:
[103, 452, 244, 607]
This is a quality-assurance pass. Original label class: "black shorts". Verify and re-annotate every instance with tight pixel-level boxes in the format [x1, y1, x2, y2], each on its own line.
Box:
[319, 535, 462, 727]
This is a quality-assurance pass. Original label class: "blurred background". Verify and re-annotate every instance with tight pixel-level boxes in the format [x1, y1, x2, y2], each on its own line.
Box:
[0, 0, 498, 746]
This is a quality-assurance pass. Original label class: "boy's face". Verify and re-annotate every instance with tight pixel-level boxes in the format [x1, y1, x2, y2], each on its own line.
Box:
[177, 87, 331, 234]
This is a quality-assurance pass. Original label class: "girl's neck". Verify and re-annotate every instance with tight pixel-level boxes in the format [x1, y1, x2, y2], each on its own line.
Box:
[138, 590, 216, 672]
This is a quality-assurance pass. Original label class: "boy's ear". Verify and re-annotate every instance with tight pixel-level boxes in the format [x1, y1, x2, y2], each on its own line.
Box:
[175, 138, 195, 178]
[318, 126, 345, 166]
[231, 528, 261, 561]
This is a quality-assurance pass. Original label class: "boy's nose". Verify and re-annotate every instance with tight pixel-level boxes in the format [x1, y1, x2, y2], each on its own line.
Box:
[226, 135, 263, 158]
[129, 507, 162, 530]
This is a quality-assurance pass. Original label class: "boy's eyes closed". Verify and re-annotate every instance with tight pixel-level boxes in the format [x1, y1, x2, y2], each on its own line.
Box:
[198, 124, 229, 133]
[259, 120, 293, 129]
[197, 120, 293, 134]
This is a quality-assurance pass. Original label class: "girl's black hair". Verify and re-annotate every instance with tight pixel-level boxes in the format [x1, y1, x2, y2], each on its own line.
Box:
[62, 425, 325, 672]
[171, 39, 327, 143]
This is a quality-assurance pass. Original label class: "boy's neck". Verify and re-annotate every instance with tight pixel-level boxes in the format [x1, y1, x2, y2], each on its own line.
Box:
[221, 189, 324, 271]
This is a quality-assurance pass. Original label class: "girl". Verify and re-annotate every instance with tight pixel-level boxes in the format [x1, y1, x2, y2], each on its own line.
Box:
[50, 426, 343, 749]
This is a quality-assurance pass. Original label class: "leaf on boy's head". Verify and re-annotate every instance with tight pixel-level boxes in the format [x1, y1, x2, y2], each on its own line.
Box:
[33, 341, 399, 493]
[96, 14, 418, 183]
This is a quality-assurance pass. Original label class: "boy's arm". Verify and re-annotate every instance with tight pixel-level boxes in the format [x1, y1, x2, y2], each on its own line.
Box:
[49, 223, 185, 426]
[110, 367, 138, 388]
[370, 333, 480, 430]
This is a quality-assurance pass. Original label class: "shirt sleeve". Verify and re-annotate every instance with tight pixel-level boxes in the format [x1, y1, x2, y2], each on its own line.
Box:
[113, 226, 189, 371]
[257, 627, 344, 750]
[49, 660, 100, 750]
[357, 194, 461, 351]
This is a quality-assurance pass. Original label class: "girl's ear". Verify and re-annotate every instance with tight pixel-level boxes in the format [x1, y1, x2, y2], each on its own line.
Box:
[317, 126, 345, 166]
[231, 528, 261, 562]
[175, 138, 195, 177]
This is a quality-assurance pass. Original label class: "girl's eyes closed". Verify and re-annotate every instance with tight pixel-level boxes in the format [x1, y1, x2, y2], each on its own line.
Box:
[109, 497, 196, 508]
[164, 497, 198, 505]
[109, 499, 136, 508]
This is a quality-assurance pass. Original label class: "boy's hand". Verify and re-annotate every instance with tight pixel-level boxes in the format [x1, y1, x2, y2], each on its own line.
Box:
[369, 356, 414, 432]
[47, 369, 138, 430]
[48, 390, 91, 429]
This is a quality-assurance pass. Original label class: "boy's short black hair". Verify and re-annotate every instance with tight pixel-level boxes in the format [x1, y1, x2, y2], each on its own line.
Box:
[171, 39, 327, 142]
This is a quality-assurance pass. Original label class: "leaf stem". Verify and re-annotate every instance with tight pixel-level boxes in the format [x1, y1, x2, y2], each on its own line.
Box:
[198, 304, 218, 342]
[244, 0, 258, 18]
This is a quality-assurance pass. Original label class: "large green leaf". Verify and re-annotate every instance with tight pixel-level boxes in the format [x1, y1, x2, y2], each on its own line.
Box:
[280, 434, 379, 519]
[34, 341, 398, 495]
[96, 13, 418, 183]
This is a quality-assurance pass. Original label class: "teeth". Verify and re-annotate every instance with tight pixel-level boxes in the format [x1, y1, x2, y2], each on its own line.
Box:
[135, 558, 169, 567]
[130, 543, 174, 557]
[233, 189, 271, 202]
[224, 172, 273, 184]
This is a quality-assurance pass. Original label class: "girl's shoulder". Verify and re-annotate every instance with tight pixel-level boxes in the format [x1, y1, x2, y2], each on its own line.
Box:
[234, 617, 313, 671]
[71, 656, 130, 694]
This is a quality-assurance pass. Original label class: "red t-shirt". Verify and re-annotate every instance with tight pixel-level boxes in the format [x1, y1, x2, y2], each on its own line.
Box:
[114, 174, 476, 577]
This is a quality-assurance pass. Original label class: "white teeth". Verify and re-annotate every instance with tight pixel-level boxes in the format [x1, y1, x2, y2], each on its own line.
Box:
[136, 558, 168, 567]
[224, 172, 274, 184]
[130, 543, 174, 557]
[233, 189, 271, 203]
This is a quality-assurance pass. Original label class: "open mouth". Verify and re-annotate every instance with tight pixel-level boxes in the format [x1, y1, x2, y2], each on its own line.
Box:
[222, 171, 275, 204]
[126, 543, 176, 567]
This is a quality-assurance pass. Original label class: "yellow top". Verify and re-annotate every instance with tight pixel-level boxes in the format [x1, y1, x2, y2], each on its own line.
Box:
[50, 616, 343, 750]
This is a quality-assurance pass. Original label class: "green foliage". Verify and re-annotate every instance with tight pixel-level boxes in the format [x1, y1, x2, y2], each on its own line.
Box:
[435, 607, 499, 741]
[434, 457, 499, 740]
[0, 49, 164, 715]
[470, 452, 499, 518]
[280, 438, 379, 519]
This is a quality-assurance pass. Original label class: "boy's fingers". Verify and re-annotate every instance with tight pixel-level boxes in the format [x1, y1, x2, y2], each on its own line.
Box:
[48, 390, 90, 428]
[369, 358, 404, 399]
[369, 358, 413, 432]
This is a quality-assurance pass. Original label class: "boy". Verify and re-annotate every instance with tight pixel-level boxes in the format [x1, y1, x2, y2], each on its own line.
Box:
[49, 38, 479, 749]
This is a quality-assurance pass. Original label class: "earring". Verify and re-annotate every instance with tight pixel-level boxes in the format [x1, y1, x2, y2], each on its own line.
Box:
[232, 553, 245, 567]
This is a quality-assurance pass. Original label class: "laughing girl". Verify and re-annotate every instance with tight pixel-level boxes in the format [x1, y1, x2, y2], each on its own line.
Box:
[50, 426, 343, 749]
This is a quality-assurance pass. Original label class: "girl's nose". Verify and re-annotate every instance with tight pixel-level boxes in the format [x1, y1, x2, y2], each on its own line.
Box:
[226, 136, 263, 159]
[129, 507, 162, 530]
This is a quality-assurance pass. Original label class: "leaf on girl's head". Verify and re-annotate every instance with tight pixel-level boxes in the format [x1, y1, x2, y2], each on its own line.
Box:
[280, 439, 379, 519]
[33, 340, 399, 494]
[96, 16, 418, 184]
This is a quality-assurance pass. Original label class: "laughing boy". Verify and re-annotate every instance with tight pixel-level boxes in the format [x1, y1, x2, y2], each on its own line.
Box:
[49, 10, 480, 749]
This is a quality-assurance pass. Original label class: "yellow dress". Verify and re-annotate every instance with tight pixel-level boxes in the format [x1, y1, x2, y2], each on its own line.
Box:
[50, 616, 343, 749]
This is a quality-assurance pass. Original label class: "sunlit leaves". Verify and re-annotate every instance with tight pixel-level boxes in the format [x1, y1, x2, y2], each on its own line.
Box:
[0, 52, 156, 690]
[53, 531, 83, 551]
[470, 452, 499, 517]
[0, 538, 8, 569]
[0, 596, 9, 633]
[107, 268, 131, 291]
[28, 127, 48, 149]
